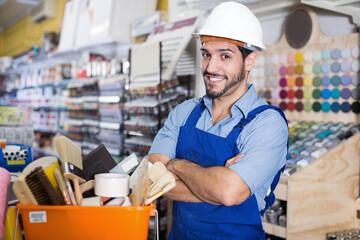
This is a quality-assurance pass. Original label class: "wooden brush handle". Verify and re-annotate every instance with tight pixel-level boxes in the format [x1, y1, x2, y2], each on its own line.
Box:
[145, 190, 165, 205]
[63, 172, 84, 206]
[80, 180, 95, 193]
[72, 177, 83, 206]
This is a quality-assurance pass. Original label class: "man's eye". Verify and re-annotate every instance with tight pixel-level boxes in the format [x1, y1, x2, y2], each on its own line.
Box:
[202, 53, 210, 58]
[222, 54, 230, 59]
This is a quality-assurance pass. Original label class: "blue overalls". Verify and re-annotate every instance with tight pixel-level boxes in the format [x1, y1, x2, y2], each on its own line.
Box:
[169, 102, 288, 240]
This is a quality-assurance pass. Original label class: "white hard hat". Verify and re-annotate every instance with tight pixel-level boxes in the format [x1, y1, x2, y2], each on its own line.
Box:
[195, 1, 265, 51]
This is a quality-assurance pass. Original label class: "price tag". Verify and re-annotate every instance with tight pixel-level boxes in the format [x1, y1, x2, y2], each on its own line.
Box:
[29, 211, 47, 223]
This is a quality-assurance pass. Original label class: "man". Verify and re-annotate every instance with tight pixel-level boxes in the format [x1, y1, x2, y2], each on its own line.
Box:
[148, 2, 288, 239]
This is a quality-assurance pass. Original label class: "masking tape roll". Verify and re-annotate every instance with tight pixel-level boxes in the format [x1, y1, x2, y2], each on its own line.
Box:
[95, 173, 129, 197]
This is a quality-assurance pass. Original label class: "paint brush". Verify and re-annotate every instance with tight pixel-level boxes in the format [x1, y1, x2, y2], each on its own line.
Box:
[13, 157, 60, 205]
[145, 180, 176, 205]
[25, 166, 65, 205]
[62, 162, 85, 205]
[54, 136, 84, 206]
[13, 174, 39, 205]
[146, 162, 176, 205]
[148, 162, 174, 196]
[64, 178, 77, 206]
[54, 168, 72, 205]
[129, 158, 149, 206]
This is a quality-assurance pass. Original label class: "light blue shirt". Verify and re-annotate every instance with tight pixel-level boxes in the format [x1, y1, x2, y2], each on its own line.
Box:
[149, 84, 288, 210]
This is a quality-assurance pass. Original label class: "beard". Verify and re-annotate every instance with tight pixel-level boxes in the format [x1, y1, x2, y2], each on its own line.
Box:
[203, 64, 246, 98]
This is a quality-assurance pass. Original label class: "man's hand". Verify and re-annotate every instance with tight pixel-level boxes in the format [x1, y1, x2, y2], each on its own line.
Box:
[224, 153, 244, 167]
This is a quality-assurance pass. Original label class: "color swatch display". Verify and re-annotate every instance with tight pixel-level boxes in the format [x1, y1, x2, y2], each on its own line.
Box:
[251, 46, 360, 114]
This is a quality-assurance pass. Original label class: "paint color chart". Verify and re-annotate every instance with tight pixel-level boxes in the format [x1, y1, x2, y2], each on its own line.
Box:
[250, 30, 360, 123]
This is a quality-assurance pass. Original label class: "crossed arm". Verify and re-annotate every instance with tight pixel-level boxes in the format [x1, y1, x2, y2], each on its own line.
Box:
[147, 153, 250, 206]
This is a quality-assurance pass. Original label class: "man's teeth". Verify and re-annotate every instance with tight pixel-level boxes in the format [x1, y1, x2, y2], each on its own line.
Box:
[209, 77, 223, 82]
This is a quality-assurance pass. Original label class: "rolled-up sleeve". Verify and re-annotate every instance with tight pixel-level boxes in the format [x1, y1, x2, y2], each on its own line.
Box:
[229, 110, 288, 198]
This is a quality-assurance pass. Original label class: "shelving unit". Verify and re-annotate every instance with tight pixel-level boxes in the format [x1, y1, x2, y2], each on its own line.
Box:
[239, 6, 360, 239]
[124, 15, 198, 157]
[264, 132, 360, 239]
[4, 42, 130, 159]
[124, 41, 162, 157]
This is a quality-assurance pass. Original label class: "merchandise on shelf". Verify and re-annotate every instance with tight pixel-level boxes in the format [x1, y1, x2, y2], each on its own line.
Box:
[125, 92, 186, 116]
[283, 121, 359, 176]
[98, 129, 123, 157]
[98, 76, 126, 97]
[124, 135, 153, 157]
[326, 229, 360, 239]
[0, 144, 32, 172]
[11, 86, 60, 109]
[0, 125, 34, 172]
[124, 115, 160, 135]
[99, 106, 123, 123]
[129, 78, 179, 97]
[30, 110, 59, 133]
[175, 50, 196, 76]
[0, 125, 33, 147]
[264, 199, 287, 227]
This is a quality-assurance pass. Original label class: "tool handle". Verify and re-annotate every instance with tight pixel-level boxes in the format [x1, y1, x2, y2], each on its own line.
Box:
[72, 177, 83, 206]
[63, 172, 85, 206]
[65, 180, 77, 206]
[80, 180, 95, 193]
[145, 190, 165, 205]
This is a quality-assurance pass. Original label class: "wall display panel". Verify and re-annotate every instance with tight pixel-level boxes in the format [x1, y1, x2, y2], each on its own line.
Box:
[250, 7, 360, 124]
[256, 6, 360, 240]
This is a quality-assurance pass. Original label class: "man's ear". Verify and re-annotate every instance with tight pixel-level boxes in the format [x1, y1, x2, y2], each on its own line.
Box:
[244, 52, 258, 72]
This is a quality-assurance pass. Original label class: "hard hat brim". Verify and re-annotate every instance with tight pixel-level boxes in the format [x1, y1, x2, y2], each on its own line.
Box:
[192, 33, 266, 52]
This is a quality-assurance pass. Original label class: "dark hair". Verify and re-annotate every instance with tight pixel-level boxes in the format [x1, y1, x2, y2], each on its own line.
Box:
[238, 46, 253, 61]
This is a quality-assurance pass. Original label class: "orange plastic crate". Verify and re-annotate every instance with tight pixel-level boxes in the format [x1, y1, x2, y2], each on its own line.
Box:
[17, 204, 155, 240]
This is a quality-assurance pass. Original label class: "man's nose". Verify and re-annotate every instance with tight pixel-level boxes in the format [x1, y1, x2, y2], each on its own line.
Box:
[205, 57, 220, 74]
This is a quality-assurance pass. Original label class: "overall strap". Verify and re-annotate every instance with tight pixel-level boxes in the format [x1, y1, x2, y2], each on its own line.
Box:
[184, 100, 206, 127]
[235, 105, 287, 130]
[235, 105, 289, 216]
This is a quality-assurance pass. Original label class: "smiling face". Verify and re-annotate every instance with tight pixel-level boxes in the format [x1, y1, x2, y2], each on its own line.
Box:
[201, 41, 246, 99]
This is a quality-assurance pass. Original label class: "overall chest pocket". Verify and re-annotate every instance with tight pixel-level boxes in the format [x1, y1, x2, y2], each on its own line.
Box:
[184, 149, 227, 167]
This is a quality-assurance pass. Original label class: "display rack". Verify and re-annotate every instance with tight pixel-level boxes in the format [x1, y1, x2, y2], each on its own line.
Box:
[254, 7, 360, 239]
[264, 132, 360, 239]
[124, 16, 198, 157]
[124, 41, 162, 157]
[250, 7, 360, 122]
[5, 45, 130, 160]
